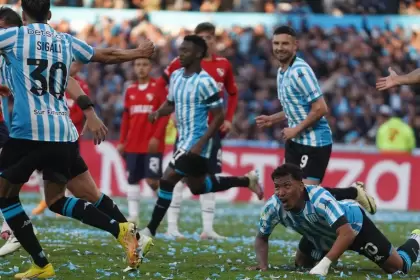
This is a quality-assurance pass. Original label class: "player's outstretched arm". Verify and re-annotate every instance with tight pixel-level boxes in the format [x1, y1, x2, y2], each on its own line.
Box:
[255, 112, 286, 128]
[376, 67, 420, 90]
[91, 39, 155, 64]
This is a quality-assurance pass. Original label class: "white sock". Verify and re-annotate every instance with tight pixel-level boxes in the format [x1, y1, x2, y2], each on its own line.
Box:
[167, 181, 184, 232]
[65, 189, 72, 197]
[127, 184, 140, 219]
[38, 175, 45, 201]
[200, 193, 216, 233]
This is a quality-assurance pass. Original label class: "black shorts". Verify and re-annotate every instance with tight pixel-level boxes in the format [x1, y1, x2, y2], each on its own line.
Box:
[169, 148, 208, 177]
[68, 140, 88, 180]
[125, 153, 163, 184]
[174, 134, 222, 175]
[298, 210, 392, 267]
[0, 121, 9, 149]
[0, 138, 80, 184]
[285, 140, 332, 183]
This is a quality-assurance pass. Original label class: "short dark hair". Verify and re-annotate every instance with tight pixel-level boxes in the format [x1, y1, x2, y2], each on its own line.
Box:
[271, 163, 303, 182]
[273, 26, 297, 37]
[194, 22, 216, 35]
[22, 0, 50, 22]
[0, 7, 23, 27]
[184, 35, 208, 59]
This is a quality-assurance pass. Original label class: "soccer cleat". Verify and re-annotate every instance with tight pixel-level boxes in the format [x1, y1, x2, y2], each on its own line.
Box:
[139, 227, 153, 238]
[117, 222, 140, 267]
[137, 233, 154, 259]
[165, 230, 185, 239]
[200, 231, 227, 240]
[31, 200, 48, 216]
[352, 181, 377, 215]
[410, 229, 420, 244]
[14, 263, 55, 279]
[0, 235, 21, 256]
[246, 170, 264, 200]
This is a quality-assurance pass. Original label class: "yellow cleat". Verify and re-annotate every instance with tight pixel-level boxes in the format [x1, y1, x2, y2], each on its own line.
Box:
[353, 181, 377, 215]
[14, 263, 55, 279]
[117, 222, 140, 268]
[31, 200, 48, 216]
[411, 229, 420, 236]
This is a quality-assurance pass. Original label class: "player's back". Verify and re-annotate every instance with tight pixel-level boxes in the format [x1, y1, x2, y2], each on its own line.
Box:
[168, 68, 221, 158]
[0, 23, 86, 142]
[277, 57, 332, 147]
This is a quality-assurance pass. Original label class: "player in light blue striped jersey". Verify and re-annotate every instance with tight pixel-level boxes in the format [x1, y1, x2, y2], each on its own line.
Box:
[141, 35, 264, 238]
[249, 163, 420, 277]
[0, 1, 156, 278]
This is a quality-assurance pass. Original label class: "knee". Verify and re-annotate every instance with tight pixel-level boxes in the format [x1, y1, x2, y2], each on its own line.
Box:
[146, 178, 159, 191]
[189, 187, 202, 196]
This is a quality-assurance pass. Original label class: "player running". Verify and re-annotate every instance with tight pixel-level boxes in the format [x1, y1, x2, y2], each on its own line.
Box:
[140, 35, 263, 238]
[255, 26, 376, 214]
[0, 1, 154, 278]
[117, 58, 169, 223]
[160, 22, 238, 240]
[249, 163, 420, 277]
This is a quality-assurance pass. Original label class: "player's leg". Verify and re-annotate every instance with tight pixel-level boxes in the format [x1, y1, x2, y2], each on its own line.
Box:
[287, 141, 376, 214]
[200, 134, 224, 240]
[32, 171, 47, 216]
[0, 139, 54, 278]
[145, 153, 162, 192]
[350, 211, 419, 274]
[295, 236, 327, 268]
[142, 151, 184, 237]
[125, 153, 143, 223]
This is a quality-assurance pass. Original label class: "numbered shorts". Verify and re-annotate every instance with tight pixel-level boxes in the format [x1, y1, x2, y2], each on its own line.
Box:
[169, 148, 209, 177]
[125, 153, 163, 184]
[284, 140, 332, 183]
[0, 138, 79, 185]
[298, 210, 392, 266]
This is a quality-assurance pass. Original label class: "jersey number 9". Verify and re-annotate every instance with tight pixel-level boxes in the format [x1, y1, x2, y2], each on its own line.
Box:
[27, 59, 67, 99]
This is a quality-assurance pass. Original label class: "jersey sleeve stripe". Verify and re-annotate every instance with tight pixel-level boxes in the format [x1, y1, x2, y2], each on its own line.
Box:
[0, 28, 18, 50]
[72, 37, 94, 63]
[319, 197, 345, 225]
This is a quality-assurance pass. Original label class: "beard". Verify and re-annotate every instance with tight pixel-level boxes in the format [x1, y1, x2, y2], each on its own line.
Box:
[275, 51, 293, 64]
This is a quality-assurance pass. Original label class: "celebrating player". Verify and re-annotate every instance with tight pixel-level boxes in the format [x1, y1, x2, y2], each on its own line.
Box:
[117, 58, 169, 223]
[0, 1, 154, 278]
[160, 22, 238, 240]
[255, 26, 376, 214]
[140, 35, 263, 238]
[249, 163, 420, 277]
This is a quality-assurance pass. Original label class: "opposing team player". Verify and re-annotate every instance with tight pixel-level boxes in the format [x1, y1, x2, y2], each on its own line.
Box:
[0, 1, 154, 278]
[117, 58, 169, 223]
[32, 61, 88, 216]
[255, 26, 376, 214]
[250, 163, 420, 277]
[160, 22, 238, 239]
[140, 35, 263, 238]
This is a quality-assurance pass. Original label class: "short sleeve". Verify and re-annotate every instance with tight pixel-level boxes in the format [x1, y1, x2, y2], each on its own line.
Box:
[71, 36, 94, 64]
[0, 27, 18, 51]
[199, 77, 222, 108]
[292, 66, 323, 103]
[313, 189, 345, 227]
[258, 199, 280, 236]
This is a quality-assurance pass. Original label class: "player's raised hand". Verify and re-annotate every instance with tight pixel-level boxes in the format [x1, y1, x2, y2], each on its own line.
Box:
[255, 115, 273, 128]
[246, 265, 268, 271]
[82, 109, 108, 145]
[148, 111, 159, 123]
[376, 67, 399, 91]
[137, 38, 155, 58]
[0, 85, 11, 97]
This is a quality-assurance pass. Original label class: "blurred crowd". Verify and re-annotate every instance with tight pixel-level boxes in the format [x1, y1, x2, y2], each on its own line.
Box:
[40, 14, 420, 147]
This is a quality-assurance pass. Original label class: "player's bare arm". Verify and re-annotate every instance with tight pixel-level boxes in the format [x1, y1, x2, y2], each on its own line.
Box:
[256, 112, 286, 128]
[190, 105, 224, 155]
[148, 100, 175, 123]
[376, 67, 420, 90]
[248, 232, 269, 271]
[66, 77, 107, 145]
[91, 39, 155, 64]
[282, 97, 328, 141]
[310, 219, 356, 276]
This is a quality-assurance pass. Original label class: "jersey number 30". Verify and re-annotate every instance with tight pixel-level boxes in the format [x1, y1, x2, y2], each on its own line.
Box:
[27, 59, 67, 99]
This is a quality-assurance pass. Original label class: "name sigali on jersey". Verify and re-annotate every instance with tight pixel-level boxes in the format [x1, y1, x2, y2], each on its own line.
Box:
[36, 41, 62, 53]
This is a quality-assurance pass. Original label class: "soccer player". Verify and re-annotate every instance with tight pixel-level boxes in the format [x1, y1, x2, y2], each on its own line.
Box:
[160, 22, 238, 240]
[0, 1, 154, 278]
[140, 35, 263, 238]
[255, 26, 376, 214]
[249, 163, 420, 277]
[117, 58, 169, 223]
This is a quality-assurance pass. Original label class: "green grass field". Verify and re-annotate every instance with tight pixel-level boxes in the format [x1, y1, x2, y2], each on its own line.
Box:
[1, 194, 420, 279]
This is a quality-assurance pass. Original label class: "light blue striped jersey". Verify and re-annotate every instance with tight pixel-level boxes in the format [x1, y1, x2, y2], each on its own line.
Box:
[0, 23, 94, 142]
[0, 56, 12, 128]
[259, 185, 363, 252]
[277, 57, 332, 147]
[168, 68, 223, 158]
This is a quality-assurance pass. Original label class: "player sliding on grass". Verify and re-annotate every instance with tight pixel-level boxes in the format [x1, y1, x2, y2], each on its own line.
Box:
[249, 163, 420, 276]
